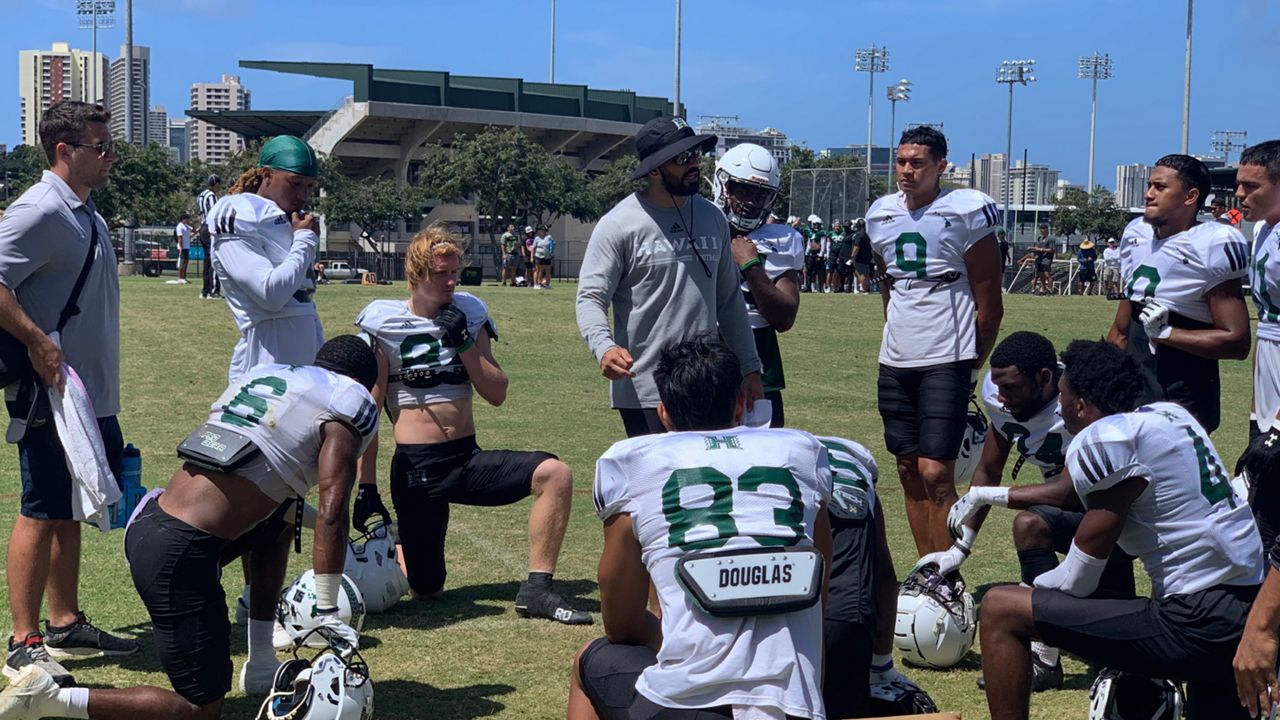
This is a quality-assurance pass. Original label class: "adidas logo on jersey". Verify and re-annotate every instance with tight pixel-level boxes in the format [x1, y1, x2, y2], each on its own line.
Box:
[873, 215, 896, 224]
[670, 222, 683, 234]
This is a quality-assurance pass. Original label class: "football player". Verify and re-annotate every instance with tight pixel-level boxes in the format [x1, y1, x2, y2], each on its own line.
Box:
[803, 215, 825, 293]
[0, 336, 378, 720]
[713, 143, 802, 428]
[866, 125, 1004, 556]
[350, 224, 589, 624]
[974, 340, 1262, 720]
[1233, 140, 1280, 555]
[568, 336, 831, 720]
[1106, 154, 1251, 435]
[931, 332, 1133, 692]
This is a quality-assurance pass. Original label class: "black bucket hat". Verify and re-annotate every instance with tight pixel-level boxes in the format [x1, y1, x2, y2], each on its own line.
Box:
[630, 116, 717, 180]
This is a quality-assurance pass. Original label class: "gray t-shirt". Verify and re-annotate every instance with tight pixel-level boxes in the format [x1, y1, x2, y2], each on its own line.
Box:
[576, 192, 761, 409]
[0, 171, 120, 416]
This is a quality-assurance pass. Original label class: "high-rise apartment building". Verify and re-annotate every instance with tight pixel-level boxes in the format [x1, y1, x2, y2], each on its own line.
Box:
[147, 105, 168, 146]
[1007, 161, 1061, 206]
[1114, 163, 1149, 209]
[18, 42, 109, 147]
[694, 116, 791, 165]
[168, 118, 189, 163]
[975, 153, 1008, 202]
[188, 74, 250, 164]
[108, 44, 150, 144]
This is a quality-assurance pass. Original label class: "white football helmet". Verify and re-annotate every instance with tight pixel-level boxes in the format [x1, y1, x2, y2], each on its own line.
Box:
[953, 400, 989, 485]
[894, 564, 977, 669]
[712, 143, 781, 233]
[807, 214, 823, 224]
[257, 628, 373, 720]
[1088, 668, 1184, 720]
[274, 571, 367, 650]
[345, 522, 409, 614]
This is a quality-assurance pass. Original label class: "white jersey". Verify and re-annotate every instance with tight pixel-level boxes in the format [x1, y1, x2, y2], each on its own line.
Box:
[865, 188, 1000, 367]
[355, 293, 495, 412]
[175, 222, 191, 250]
[1066, 402, 1262, 598]
[981, 373, 1073, 479]
[1249, 222, 1280, 342]
[815, 435, 878, 521]
[594, 427, 832, 719]
[204, 364, 379, 503]
[743, 223, 805, 330]
[1119, 218, 1249, 324]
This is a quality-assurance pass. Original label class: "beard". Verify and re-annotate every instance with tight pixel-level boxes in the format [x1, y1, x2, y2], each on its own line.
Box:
[660, 166, 700, 197]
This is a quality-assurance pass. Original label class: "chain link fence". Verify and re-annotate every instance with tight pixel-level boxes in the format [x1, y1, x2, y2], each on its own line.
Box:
[788, 168, 870, 224]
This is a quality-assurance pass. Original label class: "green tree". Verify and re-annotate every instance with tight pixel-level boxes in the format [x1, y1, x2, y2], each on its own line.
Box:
[581, 155, 642, 221]
[93, 142, 188, 225]
[317, 172, 423, 237]
[1051, 186, 1128, 243]
[0, 145, 50, 208]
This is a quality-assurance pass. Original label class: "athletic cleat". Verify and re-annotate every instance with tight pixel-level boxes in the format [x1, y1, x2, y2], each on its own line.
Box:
[514, 584, 592, 626]
[239, 659, 282, 696]
[0, 665, 61, 719]
[3, 635, 73, 689]
[43, 613, 138, 658]
[977, 655, 1062, 692]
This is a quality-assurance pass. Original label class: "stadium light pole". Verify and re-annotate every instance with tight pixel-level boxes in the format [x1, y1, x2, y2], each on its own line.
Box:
[1182, 0, 1193, 154]
[1078, 53, 1111, 194]
[673, 0, 682, 118]
[855, 45, 889, 193]
[1210, 130, 1248, 166]
[886, 79, 911, 191]
[76, 1, 115, 105]
[549, 0, 555, 83]
[996, 59, 1036, 237]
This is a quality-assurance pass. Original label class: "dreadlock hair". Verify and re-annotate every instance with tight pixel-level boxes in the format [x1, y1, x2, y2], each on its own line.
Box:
[1059, 339, 1143, 415]
[990, 331, 1060, 385]
[314, 335, 378, 391]
[229, 166, 269, 195]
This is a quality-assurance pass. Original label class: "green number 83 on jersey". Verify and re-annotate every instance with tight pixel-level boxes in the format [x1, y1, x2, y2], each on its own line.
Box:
[662, 466, 806, 550]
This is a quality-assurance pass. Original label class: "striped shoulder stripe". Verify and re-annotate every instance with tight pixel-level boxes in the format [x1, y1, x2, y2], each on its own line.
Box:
[981, 203, 999, 228]
[351, 401, 378, 436]
[213, 206, 238, 235]
[1223, 241, 1248, 273]
[592, 480, 605, 515]
[1078, 442, 1113, 484]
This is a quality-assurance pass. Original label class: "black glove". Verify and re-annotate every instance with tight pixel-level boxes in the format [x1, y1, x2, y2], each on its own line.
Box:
[435, 303, 474, 352]
[352, 484, 391, 533]
[1239, 428, 1280, 487]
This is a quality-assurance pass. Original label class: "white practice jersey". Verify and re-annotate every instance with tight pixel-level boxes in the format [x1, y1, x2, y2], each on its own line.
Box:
[865, 188, 1000, 367]
[743, 223, 805, 330]
[1066, 402, 1262, 598]
[594, 427, 832, 719]
[355, 293, 495, 412]
[207, 192, 318, 333]
[203, 364, 379, 503]
[981, 373, 1073, 479]
[816, 435, 878, 522]
[1120, 218, 1249, 324]
[1249, 222, 1280, 342]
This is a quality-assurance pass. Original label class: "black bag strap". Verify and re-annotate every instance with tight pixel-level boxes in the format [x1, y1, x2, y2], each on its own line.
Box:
[55, 213, 99, 333]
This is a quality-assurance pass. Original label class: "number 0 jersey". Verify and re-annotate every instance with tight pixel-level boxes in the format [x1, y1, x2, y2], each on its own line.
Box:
[355, 293, 496, 412]
[1250, 222, 1280, 342]
[594, 427, 832, 719]
[981, 373, 1073, 479]
[1066, 402, 1262, 598]
[203, 364, 379, 503]
[865, 188, 1000, 368]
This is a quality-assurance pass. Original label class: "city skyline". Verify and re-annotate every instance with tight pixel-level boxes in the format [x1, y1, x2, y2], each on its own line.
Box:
[4, 0, 1277, 187]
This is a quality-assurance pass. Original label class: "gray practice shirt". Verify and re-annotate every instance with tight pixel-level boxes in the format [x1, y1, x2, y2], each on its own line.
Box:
[0, 170, 120, 416]
[576, 192, 761, 409]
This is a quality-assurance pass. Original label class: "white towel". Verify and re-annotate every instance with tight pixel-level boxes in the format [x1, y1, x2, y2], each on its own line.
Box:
[50, 362, 120, 531]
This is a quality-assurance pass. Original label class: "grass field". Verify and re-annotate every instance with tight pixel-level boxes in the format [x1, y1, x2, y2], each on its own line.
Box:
[0, 277, 1256, 719]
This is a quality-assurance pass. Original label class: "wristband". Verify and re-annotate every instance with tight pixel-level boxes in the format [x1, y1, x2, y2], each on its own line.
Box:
[738, 256, 763, 273]
[314, 572, 342, 610]
[973, 486, 1010, 508]
[954, 525, 978, 553]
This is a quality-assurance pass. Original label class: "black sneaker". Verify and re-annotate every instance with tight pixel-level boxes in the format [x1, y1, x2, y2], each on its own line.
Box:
[43, 613, 139, 658]
[514, 584, 593, 625]
[4, 633, 74, 688]
[977, 655, 1063, 692]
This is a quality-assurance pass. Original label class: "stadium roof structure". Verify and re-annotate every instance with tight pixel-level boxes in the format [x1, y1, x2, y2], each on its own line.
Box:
[188, 61, 673, 178]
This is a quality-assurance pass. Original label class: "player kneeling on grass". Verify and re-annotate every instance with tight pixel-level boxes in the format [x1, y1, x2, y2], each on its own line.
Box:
[0, 335, 378, 720]
[970, 339, 1262, 720]
[350, 224, 588, 624]
[568, 336, 832, 720]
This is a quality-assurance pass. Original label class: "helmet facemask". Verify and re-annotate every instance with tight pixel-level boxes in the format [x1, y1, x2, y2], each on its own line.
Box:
[717, 173, 779, 234]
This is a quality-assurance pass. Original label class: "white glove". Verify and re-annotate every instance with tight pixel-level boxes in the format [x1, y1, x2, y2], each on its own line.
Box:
[1138, 298, 1172, 340]
[946, 487, 1009, 540]
[911, 543, 970, 577]
[1032, 541, 1108, 598]
[313, 611, 360, 649]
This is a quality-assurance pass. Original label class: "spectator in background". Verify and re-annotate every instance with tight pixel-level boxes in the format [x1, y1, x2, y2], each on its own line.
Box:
[197, 174, 222, 299]
[522, 225, 536, 287]
[1025, 223, 1057, 295]
[533, 225, 555, 289]
[499, 223, 520, 286]
[852, 217, 873, 293]
[1102, 237, 1121, 298]
[172, 213, 193, 285]
[997, 228, 1011, 273]
[1075, 238, 1097, 295]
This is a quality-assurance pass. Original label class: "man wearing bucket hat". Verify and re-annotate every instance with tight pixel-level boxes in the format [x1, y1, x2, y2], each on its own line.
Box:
[207, 135, 324, 383]
[576, 116, 763, 437]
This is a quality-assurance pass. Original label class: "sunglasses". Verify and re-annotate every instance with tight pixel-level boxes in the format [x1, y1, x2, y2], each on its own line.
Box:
[669, 148, 703, 167]
[68, 139, 116, 158]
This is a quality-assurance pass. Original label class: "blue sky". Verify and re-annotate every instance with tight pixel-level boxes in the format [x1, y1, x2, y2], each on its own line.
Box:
[3, 0, 1278, 189]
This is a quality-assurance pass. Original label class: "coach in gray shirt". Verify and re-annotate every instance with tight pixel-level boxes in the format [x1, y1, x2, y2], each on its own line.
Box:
[0, 101, 134, 687]
[576, 116, 763, 437]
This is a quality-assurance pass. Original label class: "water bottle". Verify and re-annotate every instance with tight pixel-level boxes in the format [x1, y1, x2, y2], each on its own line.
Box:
[110, 443, 145, 530]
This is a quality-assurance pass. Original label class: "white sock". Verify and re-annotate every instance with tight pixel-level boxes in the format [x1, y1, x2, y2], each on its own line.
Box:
[58, 687, 90, 719]
[240, 584, 251, 608]
[247, 619, 276, 666]
[1031, 640, 1060, 667]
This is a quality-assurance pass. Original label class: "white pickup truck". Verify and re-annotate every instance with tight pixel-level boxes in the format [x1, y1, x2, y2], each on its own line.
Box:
[322, 261, 368, 283]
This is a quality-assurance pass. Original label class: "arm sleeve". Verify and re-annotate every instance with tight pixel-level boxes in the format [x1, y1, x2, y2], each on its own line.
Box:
[593, 447, 634, 520]
[575, 218, 625, 362]
[1067, 423, 1152, 501]
[715, 218, 762, 375]
[215, 219, 317, 313]
[0, 206, 57, 291]
[960, 194, 1001, 250]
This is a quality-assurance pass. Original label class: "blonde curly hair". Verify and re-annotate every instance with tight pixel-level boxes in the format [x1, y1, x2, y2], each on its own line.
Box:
[405, 223, 469, 287]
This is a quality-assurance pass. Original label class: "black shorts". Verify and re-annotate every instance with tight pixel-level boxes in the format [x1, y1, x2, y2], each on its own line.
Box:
[826, 504, 877, 626]
[389, 436, 552, 595]
[19, 415, 122, 519]
[1021, 505, 1135, 595]
[1033, 583, 1258, 720]
[823, 620, 872, 719]
[578, 637, 808, 720]
[536, 258, 551, 266]
[125, 499, 232, 706]
[1035, 260, 1053, 274]
[179, 248, 190, 261]
[1078, 264, 1096, 282]
[877, 361, 973, 459]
